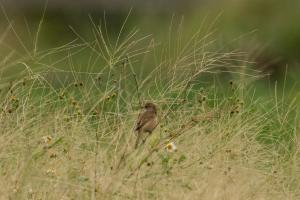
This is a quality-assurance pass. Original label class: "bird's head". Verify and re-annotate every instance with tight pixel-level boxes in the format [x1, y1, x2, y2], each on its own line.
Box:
[144, 102, 157, 113]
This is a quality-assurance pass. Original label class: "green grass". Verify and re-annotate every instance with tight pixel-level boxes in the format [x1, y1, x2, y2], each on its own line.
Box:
[0, 16, 300, 200]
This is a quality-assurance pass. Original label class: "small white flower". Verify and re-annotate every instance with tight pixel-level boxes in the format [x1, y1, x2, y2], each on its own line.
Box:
[46, 169, 56, 176]
[165, 142, 177, 152]
[28, 188, 33, 195]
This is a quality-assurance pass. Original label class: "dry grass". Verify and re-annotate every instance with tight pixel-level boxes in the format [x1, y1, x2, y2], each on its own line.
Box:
[0, 15, 300, 200]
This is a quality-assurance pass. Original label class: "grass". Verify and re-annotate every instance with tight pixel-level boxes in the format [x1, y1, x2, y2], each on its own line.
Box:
[0, 15, 300, 200]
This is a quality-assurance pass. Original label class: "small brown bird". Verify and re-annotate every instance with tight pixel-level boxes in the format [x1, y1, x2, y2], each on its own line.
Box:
[134, 102, 158, 149]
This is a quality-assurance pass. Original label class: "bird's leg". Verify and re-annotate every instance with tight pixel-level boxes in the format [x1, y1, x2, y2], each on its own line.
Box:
[141, 131, 151, 145]
[134, 134, 141, 149]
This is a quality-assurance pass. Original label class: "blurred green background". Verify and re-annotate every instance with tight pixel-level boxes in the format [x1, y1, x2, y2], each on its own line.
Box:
[1, 0, 300, 87]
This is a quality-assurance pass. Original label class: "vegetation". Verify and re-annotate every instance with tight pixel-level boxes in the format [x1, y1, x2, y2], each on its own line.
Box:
[0, 16, 300, 199]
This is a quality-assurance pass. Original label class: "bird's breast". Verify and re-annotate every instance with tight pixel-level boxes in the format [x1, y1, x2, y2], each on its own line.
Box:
[142, 117, 158, 133]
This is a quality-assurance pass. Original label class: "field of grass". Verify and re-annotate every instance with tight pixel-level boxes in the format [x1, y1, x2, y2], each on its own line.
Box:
[0, 17, 300, 199]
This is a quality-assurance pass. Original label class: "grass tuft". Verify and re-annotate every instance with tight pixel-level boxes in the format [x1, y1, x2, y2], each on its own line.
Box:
[0, 15, 299, 200]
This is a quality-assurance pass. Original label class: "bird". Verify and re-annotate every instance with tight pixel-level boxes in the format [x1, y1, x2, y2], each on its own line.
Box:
[134, 102, 158, 149]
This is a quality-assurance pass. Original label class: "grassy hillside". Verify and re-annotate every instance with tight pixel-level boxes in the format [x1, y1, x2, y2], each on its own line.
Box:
[0, 18, 300, 200]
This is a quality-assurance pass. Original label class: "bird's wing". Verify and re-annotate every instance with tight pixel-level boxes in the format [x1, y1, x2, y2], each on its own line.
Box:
[135, 111, 155, 131]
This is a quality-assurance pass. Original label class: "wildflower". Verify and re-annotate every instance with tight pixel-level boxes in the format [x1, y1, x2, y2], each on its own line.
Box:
[105, 95, 111, 101]
[46, 169, 56, 176]
[147, 162, 154, 167]
[93, 110, 99, 115]
[10, 96, 17, 101]
[63, 115, 70, 122]
[72, 100, 77, 106]
[225, 149, 232, 153]
[59, 91, 65, 99]
[165, 142, 177, 153]
[42, 136, 52, 145]
[49, 151, 57, 158]
[28, 188, 33, 196]
[169, 132, 176, 138]
[110, 92, 117, 98]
